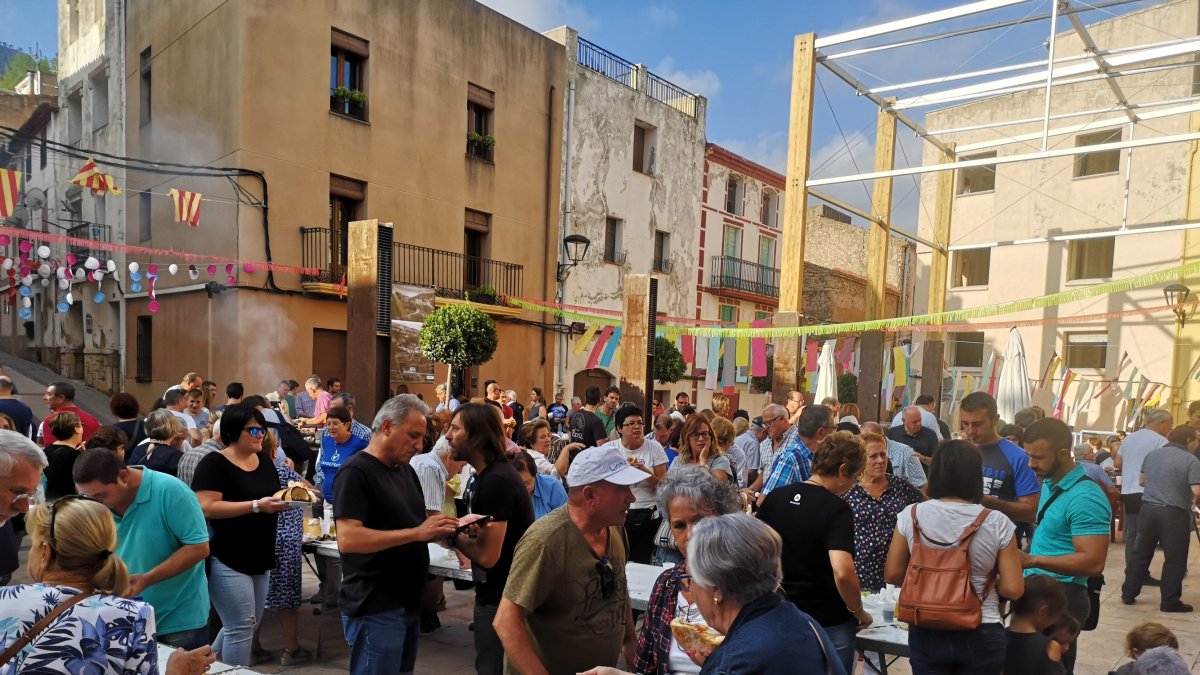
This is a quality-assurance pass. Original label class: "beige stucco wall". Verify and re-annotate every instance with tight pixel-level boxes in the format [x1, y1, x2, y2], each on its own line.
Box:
[913, 0, 1197, 430]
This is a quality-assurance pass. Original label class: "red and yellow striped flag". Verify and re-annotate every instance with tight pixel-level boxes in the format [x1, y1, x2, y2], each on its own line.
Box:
[168, 188, 202, 227]
[0, 169, 21, 218]
[69, 158, 122, 195]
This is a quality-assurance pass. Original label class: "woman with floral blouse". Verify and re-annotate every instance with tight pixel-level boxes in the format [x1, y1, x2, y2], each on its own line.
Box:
[840, 432, 923, 592]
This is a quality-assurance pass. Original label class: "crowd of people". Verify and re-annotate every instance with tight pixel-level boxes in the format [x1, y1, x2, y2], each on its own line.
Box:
[0, 371, 1197, 675]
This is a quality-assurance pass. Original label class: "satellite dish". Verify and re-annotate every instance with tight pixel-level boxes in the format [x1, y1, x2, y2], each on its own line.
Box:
[25, 188, 46, 212]
[3, 206, 30, 229]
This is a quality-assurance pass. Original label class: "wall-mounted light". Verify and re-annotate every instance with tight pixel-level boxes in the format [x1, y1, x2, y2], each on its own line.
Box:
[557, 233, 591, 281]
[1163, 283, 1195, 325]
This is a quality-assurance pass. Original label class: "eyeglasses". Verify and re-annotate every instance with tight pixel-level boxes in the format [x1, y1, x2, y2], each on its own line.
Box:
[9, 491, 36, 512]
[48, 494, 101, 553]
[245, 426, 266, 438]
[762, 416, 779, 425]
[689, 432, 712, 440]
[622, 421, 644, 428]
[596, 558, 616, 599]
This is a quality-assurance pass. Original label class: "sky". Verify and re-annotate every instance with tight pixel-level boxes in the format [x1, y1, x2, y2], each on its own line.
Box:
[1, 0, 1163, 231]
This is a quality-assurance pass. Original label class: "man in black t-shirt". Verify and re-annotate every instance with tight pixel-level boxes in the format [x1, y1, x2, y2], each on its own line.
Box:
[446, 402, 535, 675]
[570, 386, 609, 449]
[333, 395, 458, 675]
[0, 377, 34, 439]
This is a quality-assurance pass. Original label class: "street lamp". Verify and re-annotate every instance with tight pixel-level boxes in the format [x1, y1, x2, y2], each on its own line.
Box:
[1163, 283, 1192, 325]
[557, 234, 591, 281]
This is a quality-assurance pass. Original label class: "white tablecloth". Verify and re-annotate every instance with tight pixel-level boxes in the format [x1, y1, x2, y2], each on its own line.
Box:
[154, 644, 256, 674]
[307, 539, 474, 581]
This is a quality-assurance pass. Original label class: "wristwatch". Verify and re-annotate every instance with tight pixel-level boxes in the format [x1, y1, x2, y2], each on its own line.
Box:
[252, 499, 260, 514]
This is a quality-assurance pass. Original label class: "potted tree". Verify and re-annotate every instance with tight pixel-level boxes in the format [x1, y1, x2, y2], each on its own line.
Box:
[654, 337, 686, 384]
[418, 302, 498, 399]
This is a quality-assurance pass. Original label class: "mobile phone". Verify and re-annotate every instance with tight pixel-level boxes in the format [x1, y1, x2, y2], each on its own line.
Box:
[454, 514, 492, 534]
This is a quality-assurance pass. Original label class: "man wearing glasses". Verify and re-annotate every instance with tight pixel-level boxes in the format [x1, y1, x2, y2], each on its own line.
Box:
[748, 403, 796, 492]
[602, 405, 668, 564]
[759, 405, 836, 498]
[0, 430, 45, 527]
[495, 445, 646, 675]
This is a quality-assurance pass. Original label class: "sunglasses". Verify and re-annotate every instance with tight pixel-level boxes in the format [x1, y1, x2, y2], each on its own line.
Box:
[596, 558, 616, 599]
[48, 494, 101, 553]
[245, 426, 266, 438]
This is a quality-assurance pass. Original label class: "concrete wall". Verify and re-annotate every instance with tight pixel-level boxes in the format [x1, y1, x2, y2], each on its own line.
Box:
[913, 0, 1197, 430]
[547, 27, 706, 401]
[122, 0, 565, 402]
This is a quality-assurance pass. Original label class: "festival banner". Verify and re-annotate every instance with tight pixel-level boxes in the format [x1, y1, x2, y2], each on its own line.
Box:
[574, 323, 599, 355]
[599, 327, 622, 369]
[585, 326, 613, 370]
[735, 323, 750, 368]
[705, 337, 721, 390]
[723, 338, 737, 389]
[168, 188, 203, 227]
[682, 335, 695, 365]
[893, 346, 908, 387]
[70, 158, 122, 195]
[750, 320, 768, 378]
[0, 169, 20, 218]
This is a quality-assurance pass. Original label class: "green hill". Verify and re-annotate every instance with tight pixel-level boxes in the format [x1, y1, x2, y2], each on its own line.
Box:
[0, 46, 55, 91]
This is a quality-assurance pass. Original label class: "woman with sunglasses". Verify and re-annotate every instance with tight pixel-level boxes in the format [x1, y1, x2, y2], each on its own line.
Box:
[672, 416, 731, 482]
[1, 495, 216, 674]
[191, 404, 288, 667]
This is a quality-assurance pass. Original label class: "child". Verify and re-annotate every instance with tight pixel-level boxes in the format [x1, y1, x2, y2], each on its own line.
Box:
[1004, 574, 1067, 675]
[1045, 616, 1080, 662]
[1109, 622, 1180, 675]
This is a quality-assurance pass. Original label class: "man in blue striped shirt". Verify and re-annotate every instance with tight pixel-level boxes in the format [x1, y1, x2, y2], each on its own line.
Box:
[760, 405, 836, 497]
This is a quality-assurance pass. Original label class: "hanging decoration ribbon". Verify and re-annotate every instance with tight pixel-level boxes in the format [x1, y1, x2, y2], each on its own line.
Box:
[70, 158, 122, 195]
[169, 188, 203, 227]
[0, 169, 20, 218]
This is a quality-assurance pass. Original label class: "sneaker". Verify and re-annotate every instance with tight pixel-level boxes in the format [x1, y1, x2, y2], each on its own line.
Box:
[1161, 602, 1193, 613]
[280, 647, 312, 666]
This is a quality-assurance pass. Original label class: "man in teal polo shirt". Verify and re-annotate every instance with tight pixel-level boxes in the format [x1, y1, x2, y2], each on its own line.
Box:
[1020, 418, 1111, 675]
[74, 448, 210, 649]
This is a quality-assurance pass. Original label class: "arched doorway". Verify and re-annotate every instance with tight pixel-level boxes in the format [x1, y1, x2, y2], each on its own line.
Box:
[571, 368, 614, 400]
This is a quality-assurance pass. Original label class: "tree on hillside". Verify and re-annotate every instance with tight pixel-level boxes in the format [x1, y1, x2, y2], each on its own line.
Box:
[0, 53, 55, 91]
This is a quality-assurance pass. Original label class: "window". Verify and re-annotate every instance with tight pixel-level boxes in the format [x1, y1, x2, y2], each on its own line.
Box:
[66, 194, 83, 225]
[464, 209, 491, 289]
[604, 217, 625, 264]
[1074, 129, 1121, 177]
[950, 331, 984, 369]
[761, 189, 778, 227]
[755, 310, 771, 321]
[723, 224, 741, 258]
[1067, 237, 1115, 281]
[330, 29, 369, 121]
[91, 69, 109, 131]
[758, 236, 776, 268]
[139, 192, 152, 242]
[67, 90, 82, 145]
[467, 83, 494, 161]
[957, 152, 996, 195]
[135, 315, 153, 382]
[951, 248, 990, 287]
[139, 47, 151, 126]
[330, 175, 365, 279]
[39, 133, 46, 169]
[653, 231, 671, 272]
[719, 305, 738, 323]
[725, 176, 743, 215]
[1065, 332, 1108, 370]
[632, 121, 657, 175]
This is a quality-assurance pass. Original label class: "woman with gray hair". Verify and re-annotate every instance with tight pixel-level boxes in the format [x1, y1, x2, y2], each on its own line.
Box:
[632, 466, 742, 674]
[588, 513, 845, 675]
[126, 409, 186, 477]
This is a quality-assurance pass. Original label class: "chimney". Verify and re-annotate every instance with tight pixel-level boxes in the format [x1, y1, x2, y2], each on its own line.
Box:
[35, 69, 41, 95]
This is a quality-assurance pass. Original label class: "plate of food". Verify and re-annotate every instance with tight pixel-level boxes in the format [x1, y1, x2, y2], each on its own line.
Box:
[669, 618, 724, 654]
[274, 481, 317, 507]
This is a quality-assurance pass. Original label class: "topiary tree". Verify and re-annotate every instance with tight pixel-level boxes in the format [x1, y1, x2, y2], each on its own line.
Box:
[654, 337, 686, 384]
[837, 372, 859, 404]
[418, 302, 498, 396]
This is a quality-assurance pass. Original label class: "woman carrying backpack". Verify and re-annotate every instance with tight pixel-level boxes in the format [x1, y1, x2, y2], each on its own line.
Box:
[884, 440, 1025, 675]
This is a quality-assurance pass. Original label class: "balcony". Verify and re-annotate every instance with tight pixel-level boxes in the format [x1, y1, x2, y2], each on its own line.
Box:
[299, 226, 346, 293]
[66, 223, 111, 260]
[394, 242, 522, 306]
[708, 255, 779, 302]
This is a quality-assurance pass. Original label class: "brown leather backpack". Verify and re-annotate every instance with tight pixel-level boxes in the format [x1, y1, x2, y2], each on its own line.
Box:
[896, 505, 995, 630]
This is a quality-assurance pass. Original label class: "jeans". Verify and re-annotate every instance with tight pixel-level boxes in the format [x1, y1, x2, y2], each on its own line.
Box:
[822, 620, 858, 675]
[1123, 503, 1192, 606]
[157, 626, 210, 650]
[342, 607, 420, 675]
[208, 558, 269, 667]
[474, 603, 504, 675]
[908, 622, 1006, 675]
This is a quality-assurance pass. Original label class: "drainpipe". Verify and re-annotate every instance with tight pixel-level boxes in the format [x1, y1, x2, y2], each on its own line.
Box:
[542, 83, 555, 369]
[558, 77, 575, 392]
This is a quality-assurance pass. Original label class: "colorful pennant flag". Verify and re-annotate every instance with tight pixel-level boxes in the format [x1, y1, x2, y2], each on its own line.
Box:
[704, 337, 721, 390]
[169, 188, 202, 227]
[893, 346, 908, 387]
[735, 324, 750, 368]
[1038, 352, 1060, 391]
[750, 320, 768, 379]
[585, 326, 613, 370]
[681, 335, 695, 366]
[574, 323, 599, 355]
[723, 338, 737, 388]
[599, 328, 622, 368]
[69, 158, 122, 195]
[0, 169, 21, 218]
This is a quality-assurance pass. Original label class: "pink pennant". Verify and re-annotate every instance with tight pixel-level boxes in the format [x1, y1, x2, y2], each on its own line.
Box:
[750, 320, 768, 378]
[681, 335, 695, 365]
[805, 340, 819, 372]
[586, 326, 614, 370]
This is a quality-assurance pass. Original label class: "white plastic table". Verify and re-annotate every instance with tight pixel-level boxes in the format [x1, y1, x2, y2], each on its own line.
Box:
[306, 539, 475, 581]
[155, 644, 255, 674]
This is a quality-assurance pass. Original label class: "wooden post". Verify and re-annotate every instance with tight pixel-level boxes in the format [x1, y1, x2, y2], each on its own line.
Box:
[346, 219, 389, 420]
[620, 275, 652, 411]
[859, 331, 884, 422]
[773, 33, 817, 404]
[1171, 114, 1200, 417]
[922, 147, 956, 413]
[865, 106, 897, 321]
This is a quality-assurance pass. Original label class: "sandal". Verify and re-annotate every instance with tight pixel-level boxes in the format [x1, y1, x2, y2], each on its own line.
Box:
[280, 647, 313, 666]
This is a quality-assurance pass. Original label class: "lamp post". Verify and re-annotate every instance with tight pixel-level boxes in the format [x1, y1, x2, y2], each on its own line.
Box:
[1164, 283, 1192, 324]
[1165, 283, 1192, 416]
[557, 233, 591, 281]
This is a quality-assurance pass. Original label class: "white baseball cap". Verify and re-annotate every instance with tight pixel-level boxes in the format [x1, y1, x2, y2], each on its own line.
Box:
[566, 446, 649, 488]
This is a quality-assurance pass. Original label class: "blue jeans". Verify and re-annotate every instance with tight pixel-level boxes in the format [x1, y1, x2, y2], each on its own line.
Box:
[822, 620, 858, 675]
[908, 622, 1006, 675]
[157, 626, 210, 650]
[342, 607, 420, 675]
[208, 558, 269, 667]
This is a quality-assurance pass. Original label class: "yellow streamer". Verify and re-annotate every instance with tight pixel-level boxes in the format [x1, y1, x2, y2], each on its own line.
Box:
[574, 323, 599, 355]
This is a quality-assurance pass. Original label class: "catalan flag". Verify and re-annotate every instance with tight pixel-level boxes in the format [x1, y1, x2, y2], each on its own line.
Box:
[168, 188, 202, 227]
[69, 158, 122, 196]
[0, 169, 20, 218]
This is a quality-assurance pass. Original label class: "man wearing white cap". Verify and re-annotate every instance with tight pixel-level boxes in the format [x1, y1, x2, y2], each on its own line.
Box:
[494, 445, 645, 675]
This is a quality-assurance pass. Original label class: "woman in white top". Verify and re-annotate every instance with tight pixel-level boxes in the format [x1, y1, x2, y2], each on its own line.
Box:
[884, 440, 1024, 675]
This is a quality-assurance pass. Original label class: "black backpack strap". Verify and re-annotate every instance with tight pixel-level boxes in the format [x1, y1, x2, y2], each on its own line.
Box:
[1036, 475, 1101, 525]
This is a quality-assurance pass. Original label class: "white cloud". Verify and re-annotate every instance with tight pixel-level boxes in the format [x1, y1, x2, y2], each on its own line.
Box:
[646, 3, 678, 26]
[653, 57, 721, 98]
[715, 131, 789, 174]
[477, 0, 598, 33]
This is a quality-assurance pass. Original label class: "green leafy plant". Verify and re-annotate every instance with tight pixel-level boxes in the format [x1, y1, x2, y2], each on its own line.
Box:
[333, 86, 369, 104]
[837, 373, 858, 404]
[750, 355, 774, 395]
[467, 131, 484, 144]
[418, 303, 498, 396]
[654, 337, 686, 384]
[471, 284, 498, 299]
[481, 135, 496, 148]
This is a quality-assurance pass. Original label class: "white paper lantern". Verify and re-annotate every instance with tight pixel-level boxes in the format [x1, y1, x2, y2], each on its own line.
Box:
[106, 260, 117, 272]
[129, 262, 140, 274]
[66, 292, 74, 305]
[37, 264, 51, 277]
[36, 246, 50, 259]
[94, 271, 104, 282]
[85, 256, 100, 270]
[21, 297, 30, 308]
[58, 278, 69, 290]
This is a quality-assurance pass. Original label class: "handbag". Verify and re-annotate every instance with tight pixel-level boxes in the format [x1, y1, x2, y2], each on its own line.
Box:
[655, 515, 677, 551]
[1, 590, 96, 665]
